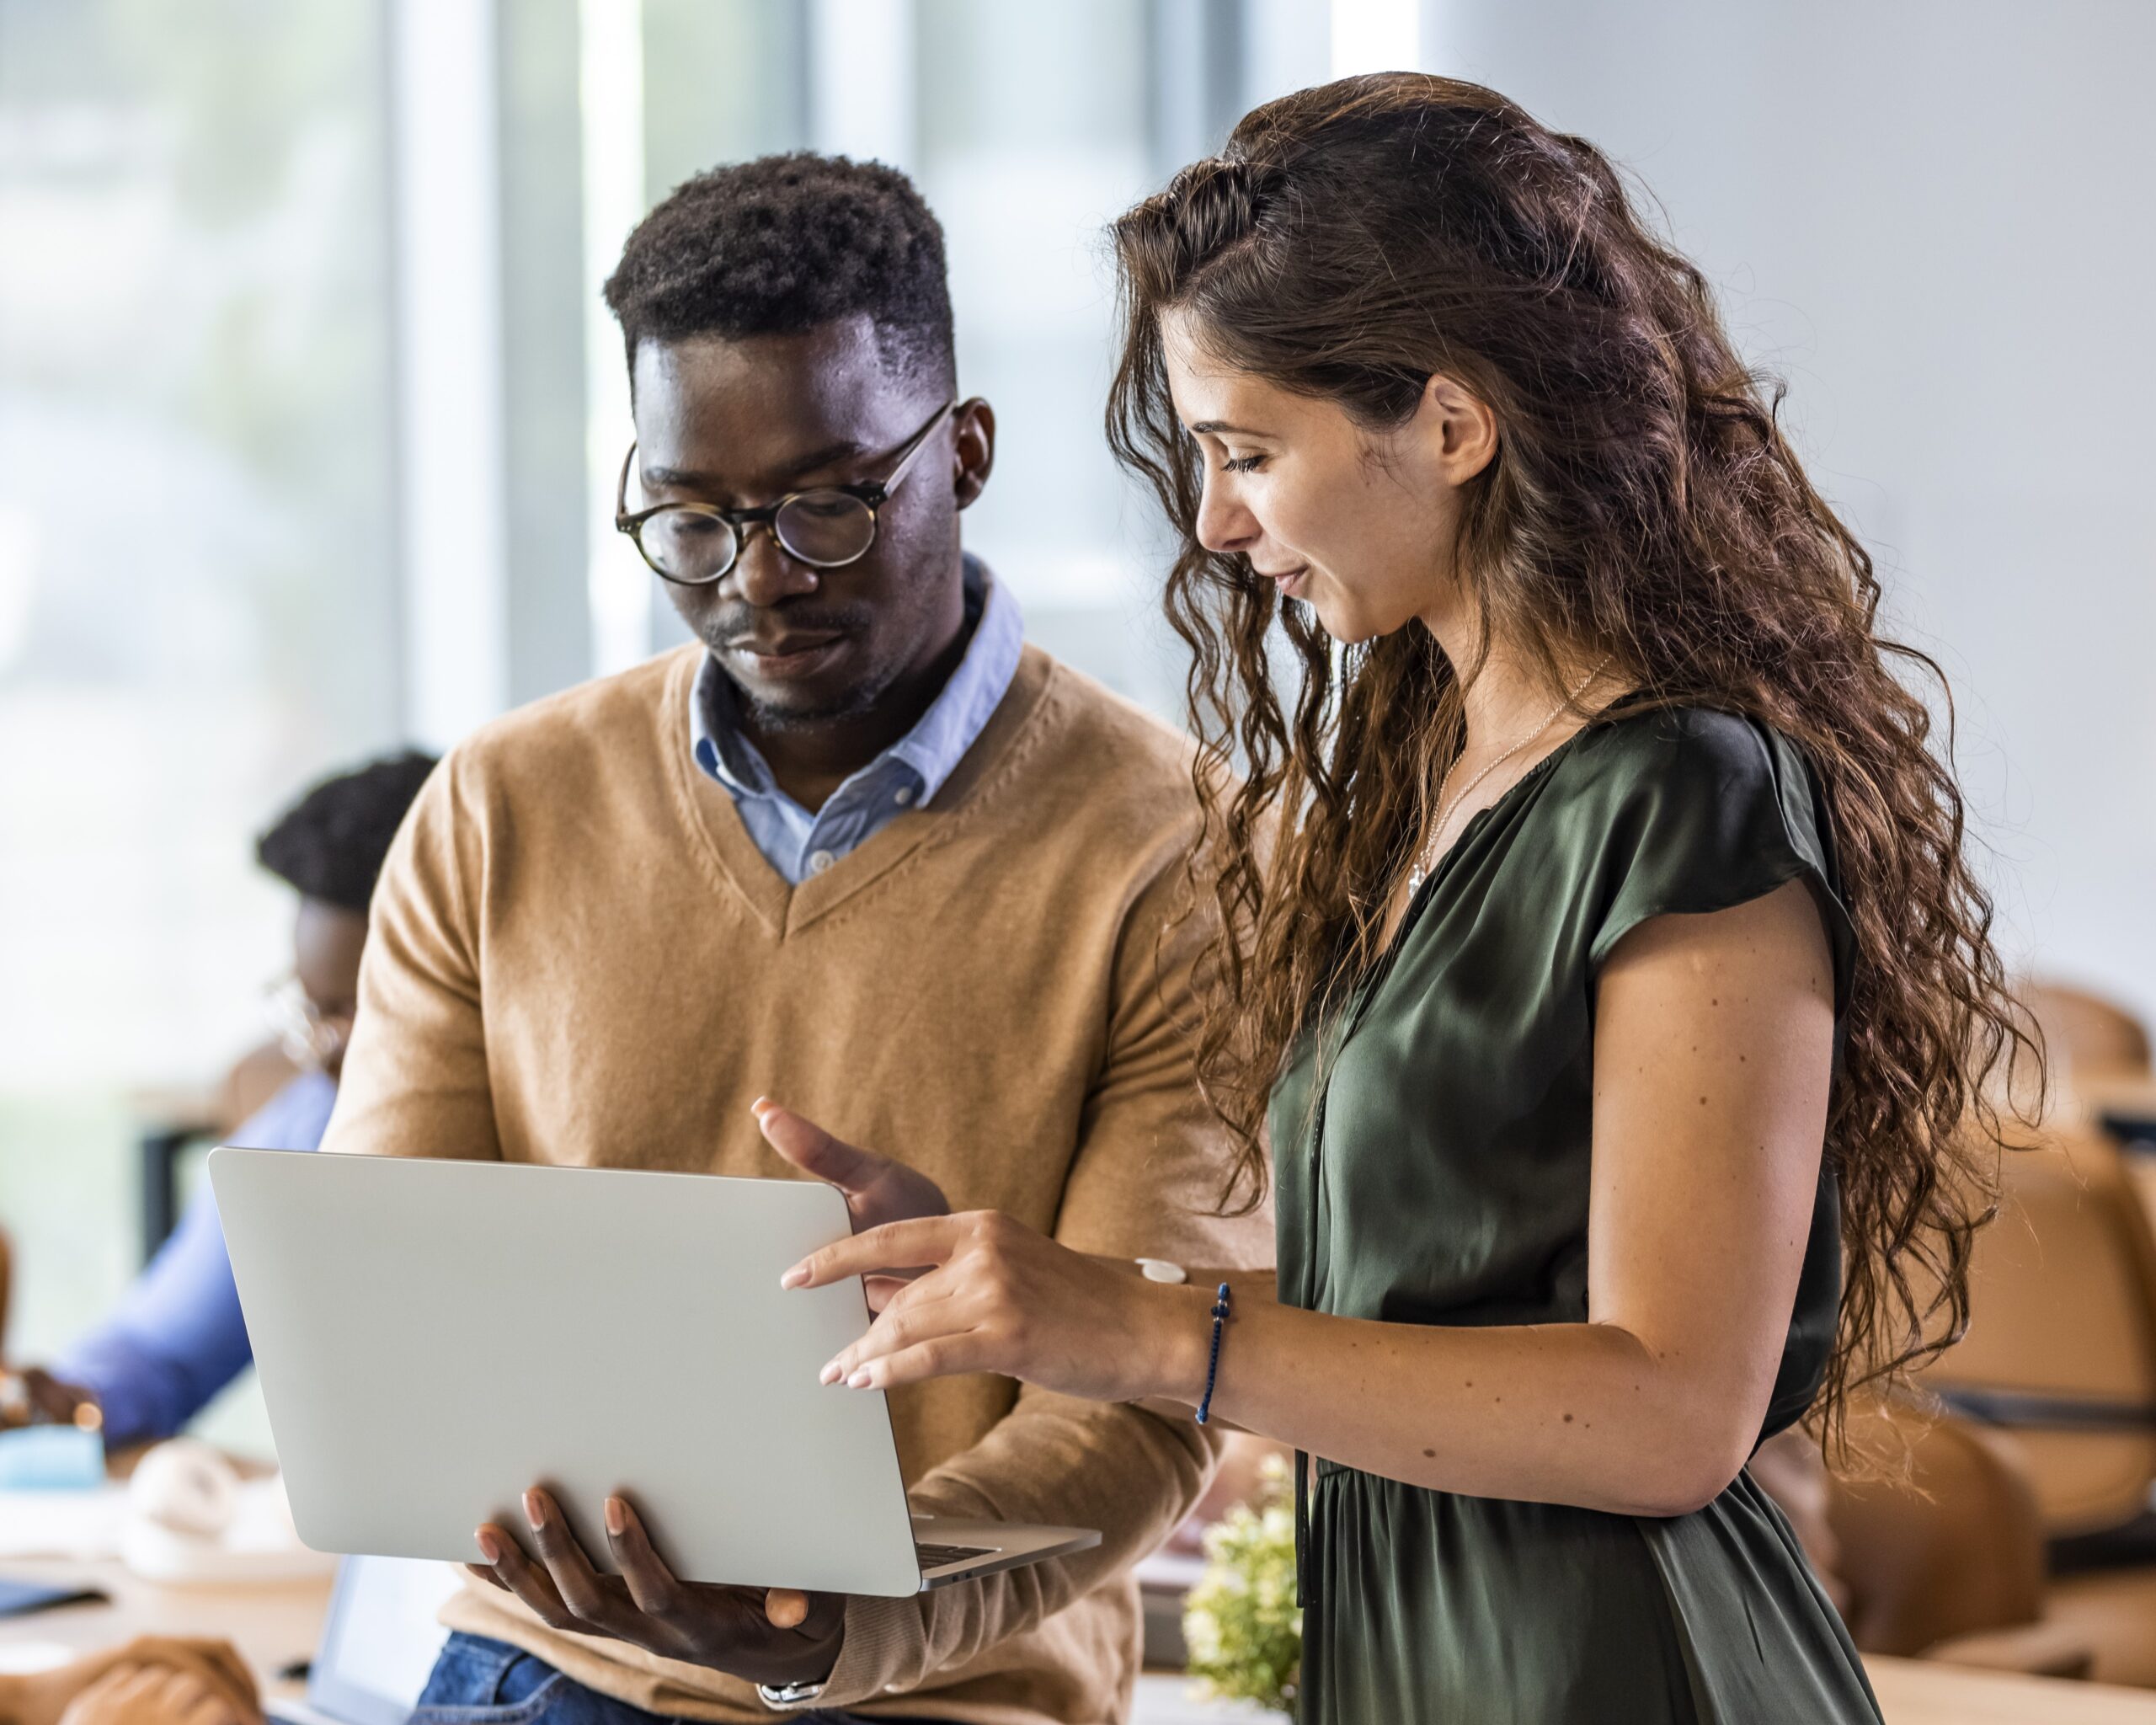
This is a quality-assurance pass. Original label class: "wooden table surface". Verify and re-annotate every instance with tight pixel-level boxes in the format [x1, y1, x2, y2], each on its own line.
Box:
[0, 1556, 328, 1704]
[1866, 1654, 2156, 1722]
[7, 1554, 2156, 1722]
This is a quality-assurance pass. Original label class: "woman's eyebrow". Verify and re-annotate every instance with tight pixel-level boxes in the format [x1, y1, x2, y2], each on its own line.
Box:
[1187, 419, 1268, 438]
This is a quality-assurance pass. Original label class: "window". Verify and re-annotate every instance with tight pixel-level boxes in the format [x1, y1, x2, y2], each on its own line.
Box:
[0, 0, 400, 1426]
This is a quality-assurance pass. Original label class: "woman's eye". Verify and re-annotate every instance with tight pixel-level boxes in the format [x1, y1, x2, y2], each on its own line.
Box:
[1220, 452, 1266, 474]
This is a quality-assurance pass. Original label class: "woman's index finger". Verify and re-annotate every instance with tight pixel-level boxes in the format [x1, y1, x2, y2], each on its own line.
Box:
[783, 1214, 966, 1287]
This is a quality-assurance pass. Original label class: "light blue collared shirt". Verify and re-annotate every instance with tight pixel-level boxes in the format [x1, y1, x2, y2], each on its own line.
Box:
[690, 556, 1024, 884]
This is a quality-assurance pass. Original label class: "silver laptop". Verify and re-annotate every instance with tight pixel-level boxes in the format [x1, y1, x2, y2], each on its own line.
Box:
[268, 1556, 459, 1725]
[210, 1148, 1098, 1595]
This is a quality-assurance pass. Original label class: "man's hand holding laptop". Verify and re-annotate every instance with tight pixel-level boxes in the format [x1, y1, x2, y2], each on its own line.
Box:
[459, 1098, 950, 1689]
[465, 1486, 847, 1691]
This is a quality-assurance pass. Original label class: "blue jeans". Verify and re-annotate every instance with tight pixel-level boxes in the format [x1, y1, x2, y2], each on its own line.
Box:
[412, 1632, 951, 1725]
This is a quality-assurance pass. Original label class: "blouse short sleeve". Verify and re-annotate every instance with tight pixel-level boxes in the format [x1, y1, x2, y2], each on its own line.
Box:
[1583, 709, 1857, 1017]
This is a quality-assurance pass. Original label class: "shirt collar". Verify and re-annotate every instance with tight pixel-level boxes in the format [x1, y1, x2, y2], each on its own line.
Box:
[690, 553, 1025, 810]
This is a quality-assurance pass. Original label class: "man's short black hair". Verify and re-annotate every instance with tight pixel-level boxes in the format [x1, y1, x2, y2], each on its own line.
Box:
[603, 152, 956, 387]
[255, 749, 439, 916]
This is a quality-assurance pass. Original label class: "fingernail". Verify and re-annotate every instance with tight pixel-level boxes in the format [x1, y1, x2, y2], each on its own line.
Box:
[750, 1096, 771, 1117]
[819, 1359, 842, 1385]
[605, 1497, 626, 1536]
[846, 1368, 872, 1390]
[780, 1265, 808, 1290]
[475, 1527, 501, 1562]
[523, 1491, 544, 1530]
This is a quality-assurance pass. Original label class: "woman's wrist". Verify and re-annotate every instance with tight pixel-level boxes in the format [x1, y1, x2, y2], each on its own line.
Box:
[1137, 1280, 1222, 1407]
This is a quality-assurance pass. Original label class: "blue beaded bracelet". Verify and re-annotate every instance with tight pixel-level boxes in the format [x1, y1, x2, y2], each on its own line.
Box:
[1195, 1282, 1232, 1425]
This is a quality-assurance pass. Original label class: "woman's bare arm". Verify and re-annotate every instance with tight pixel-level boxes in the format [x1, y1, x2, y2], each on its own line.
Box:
[1145, 879, 1833, 1514]
[798, 879, 1833, 1519]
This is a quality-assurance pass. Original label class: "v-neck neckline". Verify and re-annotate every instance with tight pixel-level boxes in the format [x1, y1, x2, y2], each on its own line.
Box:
[1361, 718, 1595, 994]
[664, 644, 1055, 938]
[1288, 718, 1599, 1327]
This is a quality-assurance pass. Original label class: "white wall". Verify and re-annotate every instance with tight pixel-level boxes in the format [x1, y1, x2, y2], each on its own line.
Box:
[1417, 0, 2156, 1023]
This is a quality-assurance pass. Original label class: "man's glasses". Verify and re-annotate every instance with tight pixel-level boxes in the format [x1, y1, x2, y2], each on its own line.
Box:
[615, 398, 959, 587]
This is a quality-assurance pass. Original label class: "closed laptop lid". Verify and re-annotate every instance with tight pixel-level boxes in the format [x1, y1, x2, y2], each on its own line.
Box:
[210, 1148, 921, 1597]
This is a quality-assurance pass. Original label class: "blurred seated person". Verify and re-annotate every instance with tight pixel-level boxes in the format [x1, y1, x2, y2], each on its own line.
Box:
[0, 751, 435, 1445]
[0, 1637, 258, 1725]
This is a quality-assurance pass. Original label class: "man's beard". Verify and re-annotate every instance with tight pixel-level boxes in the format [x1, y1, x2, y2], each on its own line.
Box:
[697, 598, 893, 732]
[738, 673, 891, 733]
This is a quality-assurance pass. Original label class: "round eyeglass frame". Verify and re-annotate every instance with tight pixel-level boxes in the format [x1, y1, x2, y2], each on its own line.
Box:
[614, 398, 961, 586]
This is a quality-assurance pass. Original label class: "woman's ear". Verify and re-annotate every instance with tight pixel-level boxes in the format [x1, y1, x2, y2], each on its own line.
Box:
[1417, 373, 1498, 488]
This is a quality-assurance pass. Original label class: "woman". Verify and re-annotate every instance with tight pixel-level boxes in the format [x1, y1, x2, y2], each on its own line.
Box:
[791, 74, 2031, 1722]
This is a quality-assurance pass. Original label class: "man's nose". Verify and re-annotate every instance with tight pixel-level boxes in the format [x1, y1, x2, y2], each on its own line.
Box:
[729, 522, 822, 607]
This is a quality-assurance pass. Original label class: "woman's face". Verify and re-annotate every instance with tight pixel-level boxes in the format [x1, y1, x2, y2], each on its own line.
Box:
[1162, 308, 1497, 646]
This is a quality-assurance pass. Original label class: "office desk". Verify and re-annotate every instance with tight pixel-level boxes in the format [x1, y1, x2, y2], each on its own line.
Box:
[1865, 1656, 2156, 1722]
[6, 1556, 2156, 1722]
[0, 1556, 328, 1700]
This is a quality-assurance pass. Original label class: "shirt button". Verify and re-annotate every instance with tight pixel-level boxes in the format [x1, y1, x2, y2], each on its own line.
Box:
[894, 786, 915, 807]
[807, 849, 836, 875]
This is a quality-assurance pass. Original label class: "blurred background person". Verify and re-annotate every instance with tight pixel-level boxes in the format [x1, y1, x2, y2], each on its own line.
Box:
[0, 752, 435, 1447]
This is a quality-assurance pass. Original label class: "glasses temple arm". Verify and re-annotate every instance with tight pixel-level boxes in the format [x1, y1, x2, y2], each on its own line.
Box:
[878, 398, 959, 495]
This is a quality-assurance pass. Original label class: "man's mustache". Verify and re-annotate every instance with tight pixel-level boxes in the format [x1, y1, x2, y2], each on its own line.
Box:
[706, 602, 874, 647]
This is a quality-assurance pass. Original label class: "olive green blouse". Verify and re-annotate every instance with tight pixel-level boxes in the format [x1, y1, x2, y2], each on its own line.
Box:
[1271, 707, 1881, 1724]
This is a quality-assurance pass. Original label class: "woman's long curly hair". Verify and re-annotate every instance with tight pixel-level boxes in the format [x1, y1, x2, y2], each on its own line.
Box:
[1107, 73, 2037, 1454]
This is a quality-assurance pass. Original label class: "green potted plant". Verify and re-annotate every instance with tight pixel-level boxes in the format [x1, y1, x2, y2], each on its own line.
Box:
[1182, 1451, 1301, 1719]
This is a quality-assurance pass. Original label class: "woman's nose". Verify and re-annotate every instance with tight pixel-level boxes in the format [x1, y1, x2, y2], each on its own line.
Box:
[1194, 476, 1259, 557]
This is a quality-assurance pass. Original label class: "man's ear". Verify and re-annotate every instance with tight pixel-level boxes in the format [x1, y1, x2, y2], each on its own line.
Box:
[952, 398, 996, 510]
[1418, 372, 1498, 487]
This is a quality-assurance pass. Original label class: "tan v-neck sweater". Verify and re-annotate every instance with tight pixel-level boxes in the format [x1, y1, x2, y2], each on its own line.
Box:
[323, 641, 1270, 1724]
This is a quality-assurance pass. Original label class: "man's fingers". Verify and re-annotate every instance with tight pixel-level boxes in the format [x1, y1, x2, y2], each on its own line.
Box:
[782, 1215, 964, 1290]
[522, 1489, 631, 1631]
[764, 1588, 809, 1629]
[601, 1496, 684, 1619]
[474, 1519, 580, 1632]
[754, 1101, 878, 1190]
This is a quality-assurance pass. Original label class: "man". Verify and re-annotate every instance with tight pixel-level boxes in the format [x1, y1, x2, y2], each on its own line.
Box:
[0, 752, 435, 1445]
[326, 153, 1266, 1724]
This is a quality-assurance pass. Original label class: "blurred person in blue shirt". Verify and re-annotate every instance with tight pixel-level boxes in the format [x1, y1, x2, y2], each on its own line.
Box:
[0, 750, 436, 1447]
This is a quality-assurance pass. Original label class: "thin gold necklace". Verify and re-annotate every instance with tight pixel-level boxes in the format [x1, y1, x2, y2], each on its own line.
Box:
[1406, 656, 1610, 895]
